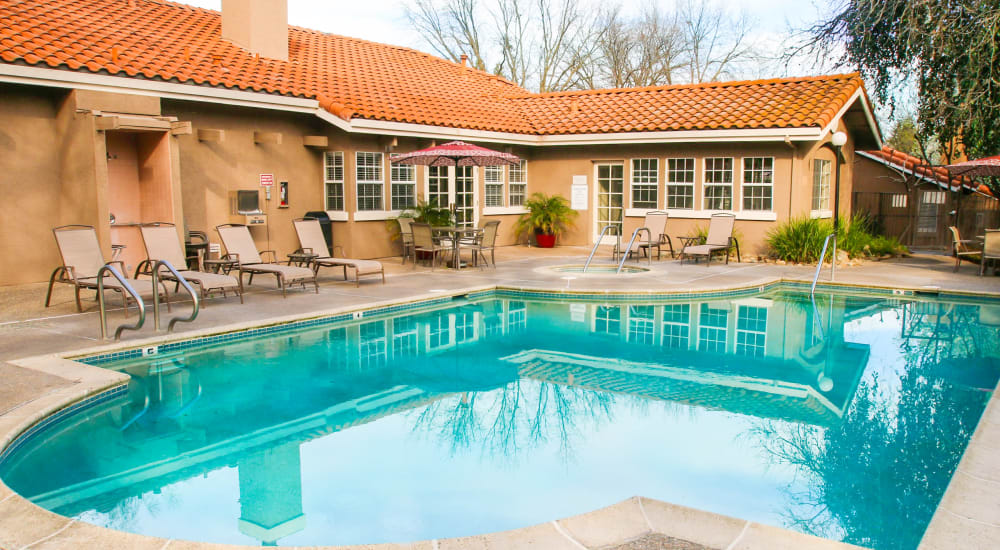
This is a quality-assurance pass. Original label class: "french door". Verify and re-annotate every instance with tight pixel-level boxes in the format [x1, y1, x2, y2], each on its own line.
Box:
[595, 162, 624, 243]
[427, 166, 478, 227]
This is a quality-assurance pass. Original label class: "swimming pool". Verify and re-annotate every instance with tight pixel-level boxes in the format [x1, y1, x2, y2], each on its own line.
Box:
[1, 287, 997, 549]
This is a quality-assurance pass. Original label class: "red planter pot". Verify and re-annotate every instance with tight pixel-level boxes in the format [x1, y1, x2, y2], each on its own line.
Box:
[535, 233, 556, 248]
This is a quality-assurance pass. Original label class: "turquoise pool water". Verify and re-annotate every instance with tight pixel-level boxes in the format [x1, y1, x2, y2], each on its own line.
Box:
[2, 289, 998, 549]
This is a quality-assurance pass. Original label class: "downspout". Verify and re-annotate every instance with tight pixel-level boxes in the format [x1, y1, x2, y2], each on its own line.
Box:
[785, 136, 796, 219]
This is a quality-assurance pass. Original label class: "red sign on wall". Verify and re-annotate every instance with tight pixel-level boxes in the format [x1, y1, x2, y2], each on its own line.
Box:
[259, 173, 275, 187]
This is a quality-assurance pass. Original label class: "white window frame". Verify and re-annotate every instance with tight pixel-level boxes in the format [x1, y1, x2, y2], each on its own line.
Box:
[355, 151, 384, 212]
[390, 163, 416, 211]
[666, 157, 696, 210]
[812, 159, 831, 212]
[484, 165, 505, 207]
[703, 157, 734, 211]
[735, 305, 767, 358]
[509, 160, 527, 207]
[630, 158, 659, 209]
[324, 151, 345, 211]
[741, 157, 774, 212]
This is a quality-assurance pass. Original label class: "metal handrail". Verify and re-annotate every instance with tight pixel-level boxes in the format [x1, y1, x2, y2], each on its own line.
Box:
[151, 260, 199, 332]
[617, 227, 652, 273]
[811, 233, 837, 296]
[97, 265, 145, 340]
[584, 225, 620, 272]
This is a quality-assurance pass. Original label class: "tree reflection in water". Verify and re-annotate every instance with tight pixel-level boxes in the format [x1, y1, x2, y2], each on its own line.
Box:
[748, 302, 997, 550]
[409, 378, 620, 463]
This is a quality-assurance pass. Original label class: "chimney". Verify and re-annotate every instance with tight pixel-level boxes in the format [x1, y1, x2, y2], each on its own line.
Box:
[221, 0, 288, 61]
[460, 54, 468, 67]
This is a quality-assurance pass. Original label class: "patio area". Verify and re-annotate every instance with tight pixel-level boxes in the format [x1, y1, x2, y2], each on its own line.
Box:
[2, 245, 1000, 550]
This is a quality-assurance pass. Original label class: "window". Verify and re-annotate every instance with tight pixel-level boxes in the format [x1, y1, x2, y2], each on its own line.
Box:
[324, 151, 345, 211]
[427, 166, 449, 207]
[627, 305, 656, 345]
[917, 191, 945, 233]
[662, 304, 690, 349]
[595, 306, 620, 336]
[742, 157, 773, 211]
[509, 160, 527, 206]
[392, 316, 418, 357]
[507, 301, 527, 332]
[891, 194, 908, 208]
[355, 151, 383, 211]
[485, 165, 505, 207]
[359, 321, 386, 369]
[698, 303, 728, 353]
[704, 157, 733, 210]
[390, 163, 416, 211]
[735, 305, 767, 357]
[455, 312, 476, 343]
[631, 158, 658, 209]
[812, 159, 831, 211]
[666, 158, 695, 209]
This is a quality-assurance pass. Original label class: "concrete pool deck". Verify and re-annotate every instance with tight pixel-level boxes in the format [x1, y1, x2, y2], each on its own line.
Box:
[1, 246, 998, 549]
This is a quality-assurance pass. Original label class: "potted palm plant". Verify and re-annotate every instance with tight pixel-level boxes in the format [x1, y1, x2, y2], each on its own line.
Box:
[515, 192, 577, 248]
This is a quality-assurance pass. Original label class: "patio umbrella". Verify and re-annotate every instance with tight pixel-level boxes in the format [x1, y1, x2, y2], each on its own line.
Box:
[944, 155, 1000, 178]
[390, 140, 520, 167]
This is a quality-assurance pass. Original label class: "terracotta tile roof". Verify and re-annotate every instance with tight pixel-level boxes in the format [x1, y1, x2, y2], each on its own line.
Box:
[862, 147, 991, 196]
[0, 0, 867, 137]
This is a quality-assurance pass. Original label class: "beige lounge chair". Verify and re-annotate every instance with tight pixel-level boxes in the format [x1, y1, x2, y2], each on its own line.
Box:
[292, 218, 384, 286]
[636, 211, 674, 259]
[680, 213, 740, 265]
[949, 226, 981, 272]
[216, 224, 318, 297]
[45, 224, 170, 314]
[138, 223, 243, 303]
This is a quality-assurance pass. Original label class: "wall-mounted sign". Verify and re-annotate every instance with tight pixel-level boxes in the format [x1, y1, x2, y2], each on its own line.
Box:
[571, 175, 588, 210]
[259, 173, 275, 187]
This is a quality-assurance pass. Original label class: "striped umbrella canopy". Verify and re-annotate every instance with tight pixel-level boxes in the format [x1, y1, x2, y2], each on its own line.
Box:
[945, 155, 1000, 178]
[390, 140, 520, 167]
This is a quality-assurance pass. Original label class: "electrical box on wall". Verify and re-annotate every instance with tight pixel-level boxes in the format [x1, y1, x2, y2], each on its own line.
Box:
[230, 190, 267, 225]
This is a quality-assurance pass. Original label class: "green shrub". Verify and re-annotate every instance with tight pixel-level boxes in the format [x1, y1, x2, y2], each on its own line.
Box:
[766, 214, 908, 263]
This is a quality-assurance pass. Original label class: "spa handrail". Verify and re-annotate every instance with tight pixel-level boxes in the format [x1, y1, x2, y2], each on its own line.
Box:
[151, 260, 199, 332]
[811, 233, 837, 297]
[584, 225, 620, 272]
[97, 264, 145, 340]
[618, 227, 652, 273]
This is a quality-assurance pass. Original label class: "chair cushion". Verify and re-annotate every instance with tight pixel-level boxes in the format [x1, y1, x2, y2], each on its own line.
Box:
[682, 244, 727, 256]
[315, 258, 383, 275]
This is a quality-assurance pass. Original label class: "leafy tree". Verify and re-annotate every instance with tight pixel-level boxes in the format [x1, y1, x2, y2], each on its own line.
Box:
[804, 0, 1000, 159]
[886, 116, 921, 159]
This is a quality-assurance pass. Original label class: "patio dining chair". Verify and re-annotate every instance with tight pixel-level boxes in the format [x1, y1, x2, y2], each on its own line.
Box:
[679, 213, 740, 266]
[458, 220, 500, 268]
[411, 222, 449, 270]
[292, 218, 384, 286]
[980, 230, 1000, 276]
[397, 216, 415, 264]
[216, 224, 317, 297]
[45, 224, 170, 314]
[949, 226, 981, 272]
[137, 223, 243, 303]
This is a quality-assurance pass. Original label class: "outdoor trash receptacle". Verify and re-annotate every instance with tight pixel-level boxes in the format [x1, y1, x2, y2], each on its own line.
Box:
[304, 211, 334, 256]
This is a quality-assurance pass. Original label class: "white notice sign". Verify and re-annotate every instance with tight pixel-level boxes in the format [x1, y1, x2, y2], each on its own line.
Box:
[571, 176, 588, 210]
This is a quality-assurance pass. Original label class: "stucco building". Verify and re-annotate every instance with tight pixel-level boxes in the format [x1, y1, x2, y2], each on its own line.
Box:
[0, 0, 882, 285]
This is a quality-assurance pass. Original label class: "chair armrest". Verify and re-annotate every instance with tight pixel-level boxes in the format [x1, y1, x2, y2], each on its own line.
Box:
[259, 250, 278, 263]
[222, 253, 242, 267]
[108, 260, 127, 274]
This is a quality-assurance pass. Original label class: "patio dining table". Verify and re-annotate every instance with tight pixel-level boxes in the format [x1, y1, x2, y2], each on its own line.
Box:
[432, 225, 483, 270]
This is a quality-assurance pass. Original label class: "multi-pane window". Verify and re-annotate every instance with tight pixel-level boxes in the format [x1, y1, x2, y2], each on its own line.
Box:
[595, 305, 621, 336]
[324, 151, 345, 211]
[812, 159, 831, 211]
[662, 304, 690, 349]
[392, 316, 418, 357]
[485, 165, 505, 207]
[666, 158, 695, 209]
[427, 166, 449, 207]
[355, 151, 384, 211]
[698, 303, 728, 353]
[735, 306, 767, 357]
[627, 305, 655, 345]
[429, 313, 452, 349]
[359, 321, 386, 369]
[455, 312, 476, 343]
[507, 301, 527, 332]
[390, 163, 416, 211]
[704, 157, 733, 210]
[631, 158, 658, 209]
[509, 160, 527, 206]
[742, 157, 773, 211]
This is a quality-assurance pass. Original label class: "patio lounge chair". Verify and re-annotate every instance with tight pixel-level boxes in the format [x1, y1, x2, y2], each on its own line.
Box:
[411, 222, 449, 270]
[137, 223, 243, 303]
[216, 224, 317, 297]
[292, 218, 384, 286]
[458, 220, 500, 268]
[949, 226, 981, 272]
[618, 211, 674, 261]
[679, 213, 740, 266]
[45, 224, 170, 314]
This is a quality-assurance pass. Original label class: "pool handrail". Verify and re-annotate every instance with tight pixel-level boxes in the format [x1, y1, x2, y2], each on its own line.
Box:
[151, 259, 199, 333]
[811, 232, 837, 296]
[584, 225, 620, 272]
[97, 264, 145, 341]
[617, 227, 652, 273]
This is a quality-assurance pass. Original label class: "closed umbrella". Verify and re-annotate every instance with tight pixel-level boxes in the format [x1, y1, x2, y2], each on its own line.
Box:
[390, 140, 520, 167]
